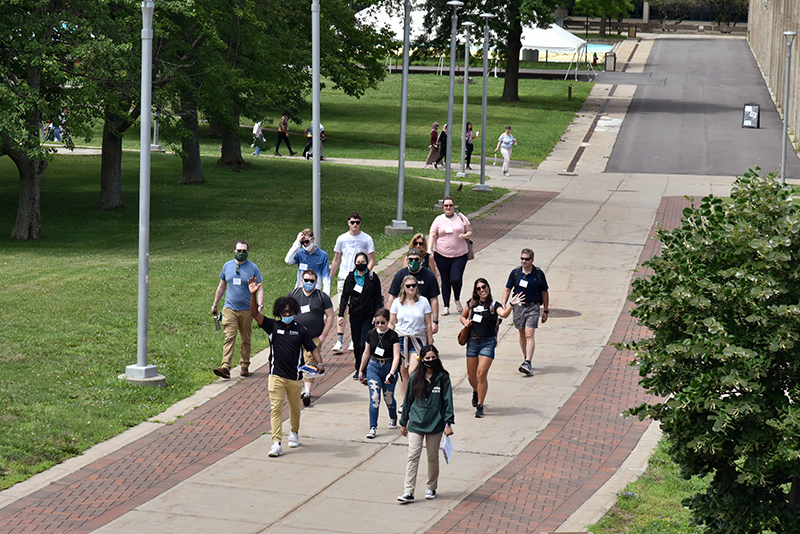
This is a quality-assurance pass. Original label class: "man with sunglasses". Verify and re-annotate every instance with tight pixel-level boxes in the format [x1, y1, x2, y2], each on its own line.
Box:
[330, 211, 375, 352]
[387, 248, 440, 335]
[211, 240, 264, 379]
[501, 248, 549, 376]
[288, 270, 334, 406]
[285, 228, 331, 295]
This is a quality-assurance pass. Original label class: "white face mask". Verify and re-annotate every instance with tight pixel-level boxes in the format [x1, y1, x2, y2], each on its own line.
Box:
[303, 243, 314, 252]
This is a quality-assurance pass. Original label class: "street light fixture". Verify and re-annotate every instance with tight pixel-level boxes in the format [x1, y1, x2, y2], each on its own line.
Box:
[780, 30, 796, 186]
[476, 12, 495, 192]
[128, 0, 164, 386]
[443, 0, 463, 202]
[457, 21, 476, 179]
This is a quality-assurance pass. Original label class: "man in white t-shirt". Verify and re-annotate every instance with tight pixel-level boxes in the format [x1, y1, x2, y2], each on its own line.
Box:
[329, 211, 375, 352]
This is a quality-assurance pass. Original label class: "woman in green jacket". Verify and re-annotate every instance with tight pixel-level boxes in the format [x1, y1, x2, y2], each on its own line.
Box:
[397, 344, 454, 504]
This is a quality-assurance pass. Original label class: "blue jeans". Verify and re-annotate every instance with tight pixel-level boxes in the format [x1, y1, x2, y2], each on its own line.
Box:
[367, 359, 398, 428]
[466, 336, 497, 359]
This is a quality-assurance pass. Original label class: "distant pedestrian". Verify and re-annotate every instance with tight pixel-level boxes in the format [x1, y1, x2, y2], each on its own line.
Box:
[251, 121, 265, 156]
[434, 124, 448, 169]
[275, 111, 297, 156]
[397, 344, 454, 504]
[463, 122, 476, 170]
[459, 278, 519, 418]
[284, 228, 331, 295]
[501, 248, 549, 376]
[428, 196, 472, 316]
[249, 285, 324, 458]
[359, 308, 401, 439]
[494, 125, 516, 176]
[424, 122, 440, 168]
[211, 240, 264, 379]
[302, 122, 326, 160]
[338, 252, 384, 380]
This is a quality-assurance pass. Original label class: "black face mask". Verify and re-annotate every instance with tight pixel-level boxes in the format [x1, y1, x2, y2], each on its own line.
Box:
[355, 263, 368, 272]
[422, 358, 442, 371]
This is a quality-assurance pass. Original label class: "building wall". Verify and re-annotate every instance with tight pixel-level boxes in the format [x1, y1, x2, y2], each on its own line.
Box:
[749, 0, 800, 149]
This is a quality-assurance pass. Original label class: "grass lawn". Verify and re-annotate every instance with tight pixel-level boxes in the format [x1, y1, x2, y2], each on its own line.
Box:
[0, 152, 506, 490]
[69, 74, 591, 169]
[589, 438, 710, 534]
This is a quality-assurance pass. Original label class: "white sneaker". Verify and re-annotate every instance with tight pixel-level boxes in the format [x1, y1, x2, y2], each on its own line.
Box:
[425, 489, 436, 499]
[288, 432, 300, 448]
[347, 340, 354, 351]
[268, 442, 283, 457]
[332, 340, 343, 353]
[388, 419, 398, 429]
[366, 427, 377, 439]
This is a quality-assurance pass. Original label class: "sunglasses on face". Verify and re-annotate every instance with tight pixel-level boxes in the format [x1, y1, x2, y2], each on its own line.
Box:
[303, 278, 317, 283]
[300, 240, 310, 246]
[405, 283, 417, 288]
[443, 204, 454, 208]
[414, 241, 424, 246]
[235, 249, 247, 253]
[374, 320, 387, 325]
[477, 285, 488, 290]
[521, 257, 532, 261]
[348, 220, 361, 225]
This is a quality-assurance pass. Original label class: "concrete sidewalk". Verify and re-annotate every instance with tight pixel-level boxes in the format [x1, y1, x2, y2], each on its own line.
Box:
[0, 34, 751, 534]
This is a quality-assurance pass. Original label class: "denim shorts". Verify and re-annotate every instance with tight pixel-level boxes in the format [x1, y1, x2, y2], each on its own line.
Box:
[466, 336, 497, 359]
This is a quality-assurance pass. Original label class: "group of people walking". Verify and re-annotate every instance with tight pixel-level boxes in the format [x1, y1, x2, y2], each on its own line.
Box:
[209, 203, 549, 501]
[425, 121, 518, 175]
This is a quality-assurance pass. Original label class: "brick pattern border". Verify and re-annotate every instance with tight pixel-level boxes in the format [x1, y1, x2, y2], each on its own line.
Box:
[425, 196, 687, 534]
[0, 190, 555, 534]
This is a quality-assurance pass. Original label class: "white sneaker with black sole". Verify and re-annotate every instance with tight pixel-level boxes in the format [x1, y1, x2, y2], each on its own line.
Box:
[367, 427, 377, 439]
[425, 489, 436, 499]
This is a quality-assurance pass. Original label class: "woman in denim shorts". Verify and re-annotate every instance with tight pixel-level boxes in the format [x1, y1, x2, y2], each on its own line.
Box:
[459, 278, 519, 418]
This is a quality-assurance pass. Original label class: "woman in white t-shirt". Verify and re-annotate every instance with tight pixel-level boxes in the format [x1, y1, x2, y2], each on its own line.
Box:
[494, 125, 517, 176]
[390, 275, 433, 409]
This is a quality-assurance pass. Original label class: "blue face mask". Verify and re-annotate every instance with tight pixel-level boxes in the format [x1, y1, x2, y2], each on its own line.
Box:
[303, 281, 315, 292]
[281, 315, 294, 324]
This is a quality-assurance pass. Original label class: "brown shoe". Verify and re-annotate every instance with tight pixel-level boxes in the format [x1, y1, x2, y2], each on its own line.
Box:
[240, 364, 250, 377]
[213, 366, 231, 379]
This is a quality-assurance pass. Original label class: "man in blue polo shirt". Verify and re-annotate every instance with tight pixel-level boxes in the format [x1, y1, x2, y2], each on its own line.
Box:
[501, 248, 549, 376]
[211, 240, 264, 379]
[249, 279, 324, 458]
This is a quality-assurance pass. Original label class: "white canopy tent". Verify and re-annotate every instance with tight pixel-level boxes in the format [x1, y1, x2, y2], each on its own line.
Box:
[520, 24, 593, 80]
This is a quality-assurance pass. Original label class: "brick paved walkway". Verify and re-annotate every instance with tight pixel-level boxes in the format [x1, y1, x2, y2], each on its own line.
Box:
[426, 196, 686, 534]
[0, 190, 556, 534]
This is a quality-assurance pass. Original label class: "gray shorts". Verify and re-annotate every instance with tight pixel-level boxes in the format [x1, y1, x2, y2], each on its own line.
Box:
[512, 303, 540, 330]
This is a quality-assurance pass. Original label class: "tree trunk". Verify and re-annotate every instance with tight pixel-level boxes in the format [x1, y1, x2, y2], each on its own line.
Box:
[100, 111, 134, 210]
[790, 476, 799, 513]
[179, 94, 205, 185]
[599, 15, 608, 37]
[217, 108, 246, 171]
[4, 141, 47, 240]
[501, 14, 523, 102]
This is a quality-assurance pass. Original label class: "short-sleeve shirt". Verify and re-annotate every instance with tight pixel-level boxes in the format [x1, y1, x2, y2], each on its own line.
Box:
[220, 260, 263, 311]
[333, 231, 375, 278]
[365, 328, 400, 360]
[505, 266, 549, 305]
[258, 318, 316, 380]
[469, 299, 503, 338]
[388, 267, 440, 301]
[430, 213, 470, 258]
[390, 296, 431, 337]
[498, 133, 515, 150]
[288, 288, 333, 339]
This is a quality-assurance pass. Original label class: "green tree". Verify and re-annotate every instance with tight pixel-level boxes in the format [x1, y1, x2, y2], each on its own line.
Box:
[627, 169, 800, 533]
[707, 0, 748, 32]
[573, 0, 633, 36]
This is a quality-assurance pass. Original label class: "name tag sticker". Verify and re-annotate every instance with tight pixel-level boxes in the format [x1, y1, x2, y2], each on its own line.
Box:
[354, 284, 364, 293]
[445, 227, 454, 234]
[233, 278, 242, 286]
[375, 346, 385, 356]
[277, 329, 285, 335]
[472, 314, 483, 323]
[299, 263, 308, 271]
[474, 305, 485, 312]
[519, 279, 529, 288]
[417, 280, 424, 285]
[300, 304, 311, 314]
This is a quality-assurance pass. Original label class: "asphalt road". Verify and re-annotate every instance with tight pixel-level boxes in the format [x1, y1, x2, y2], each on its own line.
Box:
[605, 37, 800, 179]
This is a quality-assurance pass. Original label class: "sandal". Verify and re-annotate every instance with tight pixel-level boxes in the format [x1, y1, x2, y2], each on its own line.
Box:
[455, 301, 463, 313]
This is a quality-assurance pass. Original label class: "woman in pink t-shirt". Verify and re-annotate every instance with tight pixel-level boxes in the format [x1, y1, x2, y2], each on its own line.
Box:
[428, 196, 472, 316]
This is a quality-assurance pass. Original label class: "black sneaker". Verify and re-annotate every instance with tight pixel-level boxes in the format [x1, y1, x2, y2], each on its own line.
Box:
[472, 390, 478, 408]
[301, 390, 311, 407]
[475, 405, 485, 418]
[397, 492, 414, 504]
[519, 360, 533, 376]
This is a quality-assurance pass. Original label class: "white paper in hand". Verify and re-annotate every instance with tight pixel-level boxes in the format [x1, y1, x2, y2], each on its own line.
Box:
[441, 435, 454, 465]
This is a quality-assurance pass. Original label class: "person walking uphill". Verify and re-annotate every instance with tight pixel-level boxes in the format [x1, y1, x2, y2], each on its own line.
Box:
[501, 248, 549, 376]
[397, 345, 454, 504]
[211, 240, 264, 379]
[249, 280, 324, 458]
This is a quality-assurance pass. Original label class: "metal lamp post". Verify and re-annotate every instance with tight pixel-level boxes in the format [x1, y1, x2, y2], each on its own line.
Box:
[312, 0, 321, 240]
[781, 30, 796, 186]
[388, 0, 413, 234]
[476, 12, 495, 192]
[457, 21, 476, 179]
[443, 0, 463, 202]
[127, 0, 164, 386]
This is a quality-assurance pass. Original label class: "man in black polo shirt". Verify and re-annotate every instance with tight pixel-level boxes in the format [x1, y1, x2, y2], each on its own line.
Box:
[387, 248, 440, 335]
[249, 277, 324, 458]
[501, 248, 549, 376]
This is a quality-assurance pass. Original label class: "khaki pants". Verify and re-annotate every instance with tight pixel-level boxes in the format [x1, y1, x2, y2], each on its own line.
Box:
[269, 375, 303, 443]
[221, 307, 252, 369]
[404, 431, 443, 495]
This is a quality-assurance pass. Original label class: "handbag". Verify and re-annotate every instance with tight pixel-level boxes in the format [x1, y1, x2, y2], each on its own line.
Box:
[457, 324, 471, 346]
[466, 239, 475, 261]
